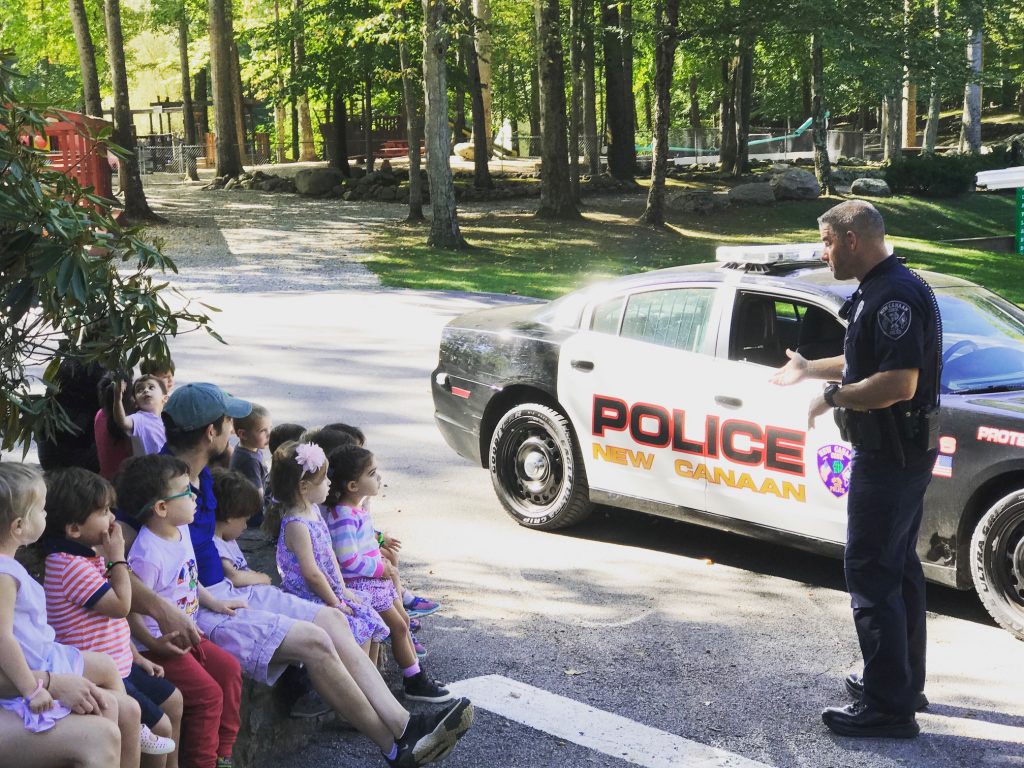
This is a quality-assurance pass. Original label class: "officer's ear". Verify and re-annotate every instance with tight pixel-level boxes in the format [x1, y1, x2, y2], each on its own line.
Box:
[844, 228, 858, 251]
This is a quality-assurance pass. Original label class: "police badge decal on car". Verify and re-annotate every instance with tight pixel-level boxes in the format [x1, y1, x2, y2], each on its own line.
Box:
[878, 300, 912, 339]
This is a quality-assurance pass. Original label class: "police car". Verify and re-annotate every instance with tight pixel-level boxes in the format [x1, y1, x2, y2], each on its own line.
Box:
[431, 244, 1024, 641]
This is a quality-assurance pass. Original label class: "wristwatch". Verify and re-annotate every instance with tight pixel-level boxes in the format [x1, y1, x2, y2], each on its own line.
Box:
[823, 383, 841, 408]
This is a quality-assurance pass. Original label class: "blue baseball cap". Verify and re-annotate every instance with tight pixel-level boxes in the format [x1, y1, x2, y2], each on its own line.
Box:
[163, 382, 252, 431]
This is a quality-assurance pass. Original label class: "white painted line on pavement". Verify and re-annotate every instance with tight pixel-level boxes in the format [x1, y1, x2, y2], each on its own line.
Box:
[448, 675, 772, 768]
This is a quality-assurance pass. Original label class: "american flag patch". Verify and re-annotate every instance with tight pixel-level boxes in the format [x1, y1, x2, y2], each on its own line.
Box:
[933, 455, 953, 478]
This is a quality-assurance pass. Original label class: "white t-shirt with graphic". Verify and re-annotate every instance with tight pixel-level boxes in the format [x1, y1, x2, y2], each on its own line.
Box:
[128, 524, 200, 648]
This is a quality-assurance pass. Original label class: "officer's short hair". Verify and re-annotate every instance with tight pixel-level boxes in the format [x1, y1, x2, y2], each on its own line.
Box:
[818, 200, 885, 242]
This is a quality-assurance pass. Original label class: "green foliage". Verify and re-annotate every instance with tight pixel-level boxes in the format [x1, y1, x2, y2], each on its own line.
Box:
[0, 68, 220, 453]
[884, 149, 1010, 197]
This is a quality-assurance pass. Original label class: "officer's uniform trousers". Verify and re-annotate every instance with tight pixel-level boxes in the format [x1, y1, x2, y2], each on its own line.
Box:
[845, 445, 936, 717]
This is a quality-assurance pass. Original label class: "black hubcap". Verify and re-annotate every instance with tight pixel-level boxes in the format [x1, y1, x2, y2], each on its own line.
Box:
[498, 419, 564, 516]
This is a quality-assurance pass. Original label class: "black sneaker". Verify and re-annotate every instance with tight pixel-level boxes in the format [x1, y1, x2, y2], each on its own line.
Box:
[386, 697, 475, 767]
[403, 671, 453, 703]
[845, 672, 929, 712]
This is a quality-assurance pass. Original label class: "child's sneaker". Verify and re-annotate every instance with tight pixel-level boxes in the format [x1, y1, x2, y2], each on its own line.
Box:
[386, 697, 474, 767]
[408, 617, 421, 633]
[139, 725, 175, 755]
[403, 670, 452, 703]
[412, 634, 428, 659]
[404, 596, 440, 618]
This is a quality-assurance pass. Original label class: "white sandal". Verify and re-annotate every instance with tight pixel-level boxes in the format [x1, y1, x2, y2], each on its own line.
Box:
[140, 724, 176, 755]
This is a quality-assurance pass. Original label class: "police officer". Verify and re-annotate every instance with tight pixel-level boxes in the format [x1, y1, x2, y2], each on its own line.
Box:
[772, 200, 940, 738]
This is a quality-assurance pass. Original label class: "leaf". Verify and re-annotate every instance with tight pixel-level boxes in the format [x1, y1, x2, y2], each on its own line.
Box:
[563, 668, 584, 676]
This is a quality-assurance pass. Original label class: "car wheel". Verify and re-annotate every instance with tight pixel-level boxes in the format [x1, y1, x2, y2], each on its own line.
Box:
[488, 403, 593, 530]
[970, 490, 1024, 641]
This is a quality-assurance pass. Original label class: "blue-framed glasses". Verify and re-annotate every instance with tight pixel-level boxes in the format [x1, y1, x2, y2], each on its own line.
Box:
[158, 487, 196, 504]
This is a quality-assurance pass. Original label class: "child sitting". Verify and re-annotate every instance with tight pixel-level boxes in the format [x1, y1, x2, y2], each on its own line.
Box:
[41, 467, 182, 765]
[324, 445, 444, 701]
[267, 442, 391, 654]
[228, 404, 271, 528]
[0, 463, 143, 768]
[117, 455, 243, 768]
[113, 375, 169, 457]
[210, 469, 273, 589]
[268, 423, 305, 455]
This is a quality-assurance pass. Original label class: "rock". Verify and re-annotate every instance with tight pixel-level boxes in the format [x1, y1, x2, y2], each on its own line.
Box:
[350, 166, 367, 180]
[294, 168, 345, 196]
[330, 185, 344, 197]
[376, 186, 397, 201]
[771, 168, 820, 200]
[224, 178, 239, 191]
[342, 190, 357, 201]
[727, 182, 775, 205]
[850, 177, 892, 197]
[668, 189, 730, 214]
[834, 184, 853, 195]
[453, 142, 475, 160]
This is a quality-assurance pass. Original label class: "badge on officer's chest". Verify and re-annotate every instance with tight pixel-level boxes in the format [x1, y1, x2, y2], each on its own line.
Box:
[878, 300, 912, 339]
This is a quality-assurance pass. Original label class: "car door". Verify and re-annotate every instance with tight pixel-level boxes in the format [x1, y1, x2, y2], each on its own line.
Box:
[703, 288, 849, 543]
[557, 283, 725, 514]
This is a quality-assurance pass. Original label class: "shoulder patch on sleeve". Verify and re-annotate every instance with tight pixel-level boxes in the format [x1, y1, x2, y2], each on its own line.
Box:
[878, 300, 912, 340]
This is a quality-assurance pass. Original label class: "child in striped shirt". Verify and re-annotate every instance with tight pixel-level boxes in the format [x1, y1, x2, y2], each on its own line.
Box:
[42, 467, 182, 767]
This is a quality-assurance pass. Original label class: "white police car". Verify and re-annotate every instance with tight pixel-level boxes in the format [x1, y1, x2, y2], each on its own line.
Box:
[431, 244, 1024, 641]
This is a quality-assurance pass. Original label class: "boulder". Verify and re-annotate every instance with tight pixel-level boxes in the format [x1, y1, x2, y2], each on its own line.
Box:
[850, 177, 892, 197]
[294, 168, 345, 196]
[453, 142, 476, 161]
[770, 168, 820, 200]
[223, 177, 239, 191]
[727, 182, 775, 205]
[668, 189, 730, 214]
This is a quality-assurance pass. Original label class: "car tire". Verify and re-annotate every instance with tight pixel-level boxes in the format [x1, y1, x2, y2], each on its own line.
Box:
[488, 403, 593, 530]
[970, 490, 1024, 641]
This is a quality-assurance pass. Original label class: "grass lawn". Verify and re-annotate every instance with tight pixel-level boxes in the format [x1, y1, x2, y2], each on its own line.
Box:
[360, 189, 1023, 302]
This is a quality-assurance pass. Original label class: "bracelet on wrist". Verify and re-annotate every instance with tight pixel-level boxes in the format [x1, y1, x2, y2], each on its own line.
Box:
[26, 678, 45, 701]
[105, 560, 131, 573]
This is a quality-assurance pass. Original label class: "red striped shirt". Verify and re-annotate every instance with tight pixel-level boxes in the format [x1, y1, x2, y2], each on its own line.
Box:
[44, 552, 133, 677]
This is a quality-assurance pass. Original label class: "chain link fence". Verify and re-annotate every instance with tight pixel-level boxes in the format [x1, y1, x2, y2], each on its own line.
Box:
[136, 142, 270, 175]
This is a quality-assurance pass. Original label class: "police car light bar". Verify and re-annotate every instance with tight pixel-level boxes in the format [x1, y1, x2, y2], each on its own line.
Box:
[975, 167, 1024, 190]
[715, 243, 822, 265]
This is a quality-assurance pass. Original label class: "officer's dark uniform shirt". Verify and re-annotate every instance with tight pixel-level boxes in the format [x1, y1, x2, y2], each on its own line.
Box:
[842, 255, 941, 413]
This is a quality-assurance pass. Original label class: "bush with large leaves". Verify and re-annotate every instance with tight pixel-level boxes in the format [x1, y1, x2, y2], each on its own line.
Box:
[0, 68, 219, 455]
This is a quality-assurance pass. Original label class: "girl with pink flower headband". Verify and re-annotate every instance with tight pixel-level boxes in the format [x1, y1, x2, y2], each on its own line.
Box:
[266, 442, 390, 653]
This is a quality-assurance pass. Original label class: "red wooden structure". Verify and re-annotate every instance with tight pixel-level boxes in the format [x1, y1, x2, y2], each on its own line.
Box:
[41, 111, 114, 199]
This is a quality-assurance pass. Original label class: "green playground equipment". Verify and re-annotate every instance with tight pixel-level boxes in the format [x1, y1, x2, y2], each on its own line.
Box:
[975, 168, 1024, 255]
[635, 115, 819, 155]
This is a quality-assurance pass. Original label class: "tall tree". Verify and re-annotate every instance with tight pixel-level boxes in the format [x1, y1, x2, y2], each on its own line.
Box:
[580, 0, 599, 175]
[473, 0, 493, 154]
[230, 39, 250, 164]
[728, 3, 753, 177]
[810, 31, 833, 194]
[178, 2, 199, 180]
[398, 9, 425, 222]
[422, 0, 466, 248]
[569, 0, 584, 199]
[922, 0, 942, 155]
[959, 6, 982, 154]
[639, 0, 680, 227]
[68, 0, 103, 116]
[534, 0, 579, 218]
[209, 0, 242, 176]
[602, 1, 635, 181]
[620, 0, 636, 136]
[294, 0, 316, 161]
[330, 87, 351, 175]
[460, 0, 492, 188]
[103, 0, 160, 220]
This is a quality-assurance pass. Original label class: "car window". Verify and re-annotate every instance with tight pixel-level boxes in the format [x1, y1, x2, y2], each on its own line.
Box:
[618, 288, 715, 352]
[591, 296, 625, 334]
[730, 292, 844, 366]
[937, 286, 1024, 393]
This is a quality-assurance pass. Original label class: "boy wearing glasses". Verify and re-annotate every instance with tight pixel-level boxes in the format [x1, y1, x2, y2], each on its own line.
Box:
[118, 453, 244, 768]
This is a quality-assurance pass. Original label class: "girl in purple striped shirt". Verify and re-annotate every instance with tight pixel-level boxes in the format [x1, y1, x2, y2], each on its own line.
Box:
[323, 446, 450, 703]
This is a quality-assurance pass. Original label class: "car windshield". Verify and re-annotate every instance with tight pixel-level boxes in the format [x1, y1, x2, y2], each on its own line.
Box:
[938, 286, 1024, 394]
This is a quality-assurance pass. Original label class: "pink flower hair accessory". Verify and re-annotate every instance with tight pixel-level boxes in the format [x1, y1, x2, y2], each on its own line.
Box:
[295, 443, 327, 474]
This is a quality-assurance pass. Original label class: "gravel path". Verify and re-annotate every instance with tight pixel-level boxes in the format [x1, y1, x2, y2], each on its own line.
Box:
[141, 174, 388, 292]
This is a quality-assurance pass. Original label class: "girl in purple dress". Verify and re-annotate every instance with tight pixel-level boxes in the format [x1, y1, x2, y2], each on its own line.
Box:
[0, 463, 136, 767]
[267, 442, 389, 651]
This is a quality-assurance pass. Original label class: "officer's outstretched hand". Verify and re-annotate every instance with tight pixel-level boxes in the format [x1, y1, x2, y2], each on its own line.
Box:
[769, 349, 808, 386]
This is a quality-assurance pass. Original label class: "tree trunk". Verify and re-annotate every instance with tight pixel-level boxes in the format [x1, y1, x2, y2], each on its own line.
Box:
[461, 0, 492, 188]
[688, 74, 701, 138]
[68, 0, 102, 116]
[472, 0, 493, 154]
[810, 32, 833, 194]
[639, 0, 679, 227]
[422, 0, 466, 248]
[581, 0, 599, 175]
[801, 72, 811, 120]
[621, 0, 636, 136]
[453, 84, 467, 143]
[568, 0, 583, 200]
[178, 6, 199, 180]
[331, 88, 350, 175]
[882, 91, 901, 161]
[230, 39, 250, 165]
[528, 59, 542, 155]
[195, 67, 209, 136]
[730, 47, 752, 177]
[719, 57, 736, 171]
[103, 0, 160, 220]
[294, 0, 316, 161]
[398, 29, 424, 223]
[602, 1, 635, 180]
[921, 0, 942, 154]
[363, 67, 374, 172]
[959, 25, 982, 154]
[209, 0, 242, 176]
[273, 0, 286, 163]
[534, 0, 580, 219]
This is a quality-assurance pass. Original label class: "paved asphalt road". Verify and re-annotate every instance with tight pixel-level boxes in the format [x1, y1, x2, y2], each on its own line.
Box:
[162, 284, 1024, 768]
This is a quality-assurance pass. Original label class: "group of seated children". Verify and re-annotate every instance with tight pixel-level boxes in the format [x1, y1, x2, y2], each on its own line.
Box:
[0, 367, 469, 768]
